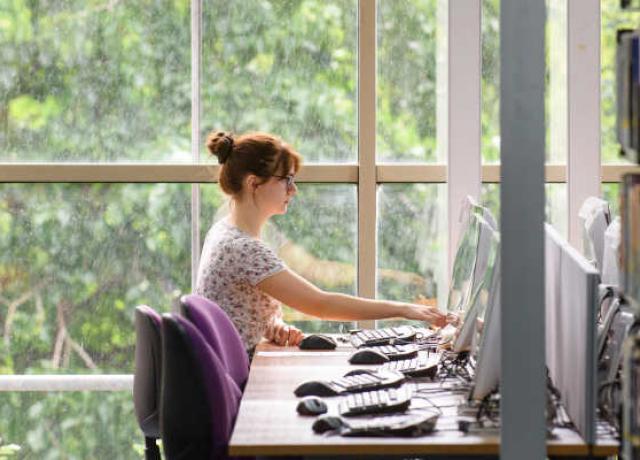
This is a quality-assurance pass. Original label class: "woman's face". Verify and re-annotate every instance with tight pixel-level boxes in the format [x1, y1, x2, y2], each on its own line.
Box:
[254, 167, 297, 216]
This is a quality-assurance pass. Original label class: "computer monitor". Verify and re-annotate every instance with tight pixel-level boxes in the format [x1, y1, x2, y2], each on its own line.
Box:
[446, 212, 481, 313]
[447, 203, 497, 310]
[579, 197, 611, 273]
[545, 223, 599, 445]
[460, 195, 498, 231]
[452, 223, 500, 353]
[468, 256, 501, 401]
[621, 173, 640, 309]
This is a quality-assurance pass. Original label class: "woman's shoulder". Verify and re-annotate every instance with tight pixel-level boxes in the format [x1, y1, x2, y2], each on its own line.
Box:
[204, 220, 267, 251]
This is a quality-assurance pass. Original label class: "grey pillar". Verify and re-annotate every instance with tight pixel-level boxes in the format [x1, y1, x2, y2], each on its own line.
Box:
[500, 0, 546, 459]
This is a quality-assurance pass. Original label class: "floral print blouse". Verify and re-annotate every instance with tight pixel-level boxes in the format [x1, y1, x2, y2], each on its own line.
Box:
[195, 218, 285, 352]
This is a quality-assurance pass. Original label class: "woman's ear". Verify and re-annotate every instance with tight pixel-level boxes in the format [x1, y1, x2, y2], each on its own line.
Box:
[245, 174, 258, 190]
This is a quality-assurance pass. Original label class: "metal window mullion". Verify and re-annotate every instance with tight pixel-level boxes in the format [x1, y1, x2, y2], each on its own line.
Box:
[567, 0, 600, 251]
[8, 163, 640, 184]
[0, 164, 360, 182]
[602, 164, 640, 182]
[191, 0, 203, 294]
[445, 0, 482, 286]
[358, 0, 376, 330]
[500, 0, 546, 457]
[0, 375, 133, 392]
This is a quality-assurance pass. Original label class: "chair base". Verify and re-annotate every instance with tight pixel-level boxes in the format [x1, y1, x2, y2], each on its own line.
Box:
[144, 436, 161, 460]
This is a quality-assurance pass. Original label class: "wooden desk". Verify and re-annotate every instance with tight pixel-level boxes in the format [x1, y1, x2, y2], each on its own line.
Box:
[229, 342, 619, 457]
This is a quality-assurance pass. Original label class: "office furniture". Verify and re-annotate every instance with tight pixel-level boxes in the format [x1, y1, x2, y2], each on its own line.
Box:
[229, 342, 618, 458]
[180, 294, 250, 389]
[133, 305, 163, 460]
[160, 314, 242, 460]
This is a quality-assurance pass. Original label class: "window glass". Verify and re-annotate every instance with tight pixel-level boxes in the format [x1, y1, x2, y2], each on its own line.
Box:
[377, 0, 438, 163]
[602, 182, 621, 218]
[1, 1, 190, 162]
[601, 1, 640, 163]
[547, 0, 567, 164]
[201, 183, 357, 333]
[0, 392, 138, 458]
[377, 184, 446, 328]
[483, 0, 559, 164]
[481, 0, 500, 163]
[202, 1, 357, 163]
[481, 183, 568, 237]
[0, 184, 191, 374]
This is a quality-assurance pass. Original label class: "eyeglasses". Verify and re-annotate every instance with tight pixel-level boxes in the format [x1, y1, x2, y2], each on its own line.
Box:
[272, 174, 296, 189]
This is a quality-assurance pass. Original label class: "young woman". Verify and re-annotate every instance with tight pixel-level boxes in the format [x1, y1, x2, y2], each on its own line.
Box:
[195, 131, 447, 356]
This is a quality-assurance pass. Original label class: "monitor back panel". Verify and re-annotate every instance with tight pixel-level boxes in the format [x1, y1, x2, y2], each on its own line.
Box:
[546, 224, 599, 445]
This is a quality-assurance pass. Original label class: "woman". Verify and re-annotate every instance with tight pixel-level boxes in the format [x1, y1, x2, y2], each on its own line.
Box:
[195, 131, 447, 355]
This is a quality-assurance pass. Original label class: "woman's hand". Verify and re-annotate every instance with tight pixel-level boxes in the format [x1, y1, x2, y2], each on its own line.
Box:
[403, 304, 448, 328]
[265, 319, 304, 346]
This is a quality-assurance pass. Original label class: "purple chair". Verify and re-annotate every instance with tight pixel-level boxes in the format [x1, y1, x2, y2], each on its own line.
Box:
[133, 305, 162, 460]
[180, 294, 249, 390]
[160, 313, 243, 459]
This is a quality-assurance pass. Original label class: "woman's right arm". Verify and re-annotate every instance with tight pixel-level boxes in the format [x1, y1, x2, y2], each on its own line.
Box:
[257, 268, 446, 327]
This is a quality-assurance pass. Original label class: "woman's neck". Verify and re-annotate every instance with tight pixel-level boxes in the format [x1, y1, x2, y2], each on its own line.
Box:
[228, 199, 268, 238]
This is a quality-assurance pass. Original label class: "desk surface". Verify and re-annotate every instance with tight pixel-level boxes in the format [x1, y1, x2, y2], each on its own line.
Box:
[229, 341, 619, 457]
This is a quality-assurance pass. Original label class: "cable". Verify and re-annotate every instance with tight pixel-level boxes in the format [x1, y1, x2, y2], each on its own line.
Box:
[409, 394, 444, 415]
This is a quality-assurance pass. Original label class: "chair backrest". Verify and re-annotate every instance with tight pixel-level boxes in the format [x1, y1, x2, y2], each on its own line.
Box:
[161, 313, 242, 459]
[133, 305, 162, 439]
[180, 294, 249, 389]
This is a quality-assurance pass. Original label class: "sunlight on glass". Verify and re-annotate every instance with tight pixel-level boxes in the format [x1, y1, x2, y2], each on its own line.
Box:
[602, 183, 621, 217]
[0, 184, 191, 373]
[0, 392, 139, 458]
[481, 0, 500, 163]
[377, 184, 446, 328]
[202, 1, 357, 163]
[377, 0, 438, 162]
[0, 0, 191, 161]
[481, 183, 568, 237]
[547, 0, 567, 164]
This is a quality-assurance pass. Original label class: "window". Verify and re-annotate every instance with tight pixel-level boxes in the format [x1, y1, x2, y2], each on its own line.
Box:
[377, 184, 446, 328]
[1, 0, 191, 162]
[377, 0, 438, 162]
[202, 0, 358, 163]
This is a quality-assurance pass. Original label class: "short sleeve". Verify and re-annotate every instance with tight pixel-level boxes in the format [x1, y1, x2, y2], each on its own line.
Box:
[232, 237, 286, 286]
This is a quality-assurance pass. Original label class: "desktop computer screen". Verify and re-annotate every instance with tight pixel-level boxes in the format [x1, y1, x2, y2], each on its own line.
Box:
[468, 261, 501, 401]
[447, 208, 497, 316]
[545, 223, 599, 445]
[452, 223, 500, 353]
[579, 197, 610, 273]
[446, 212, 481, 313]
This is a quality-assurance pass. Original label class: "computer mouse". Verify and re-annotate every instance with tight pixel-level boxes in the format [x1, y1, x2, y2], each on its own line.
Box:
[312, 415, 345, 434]
[294, 380, 339, 397]
[299, 334, 337, 350]
[343, 368, 376, 377]
[296, 396, 328, 416]
[348, 348, 390, 365]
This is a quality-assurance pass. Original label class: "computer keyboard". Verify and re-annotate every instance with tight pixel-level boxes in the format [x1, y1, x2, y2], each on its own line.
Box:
[381, 354, 438, 378]
[294, 369, 406, 397]
[350, 326, 417, 348]
[367, 344, 420, 361]
[312, 412, 439, 437]
[339, 387, 411, 417]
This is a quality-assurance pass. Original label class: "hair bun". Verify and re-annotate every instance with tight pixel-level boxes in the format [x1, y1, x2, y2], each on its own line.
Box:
[206, 131, 235, 164]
